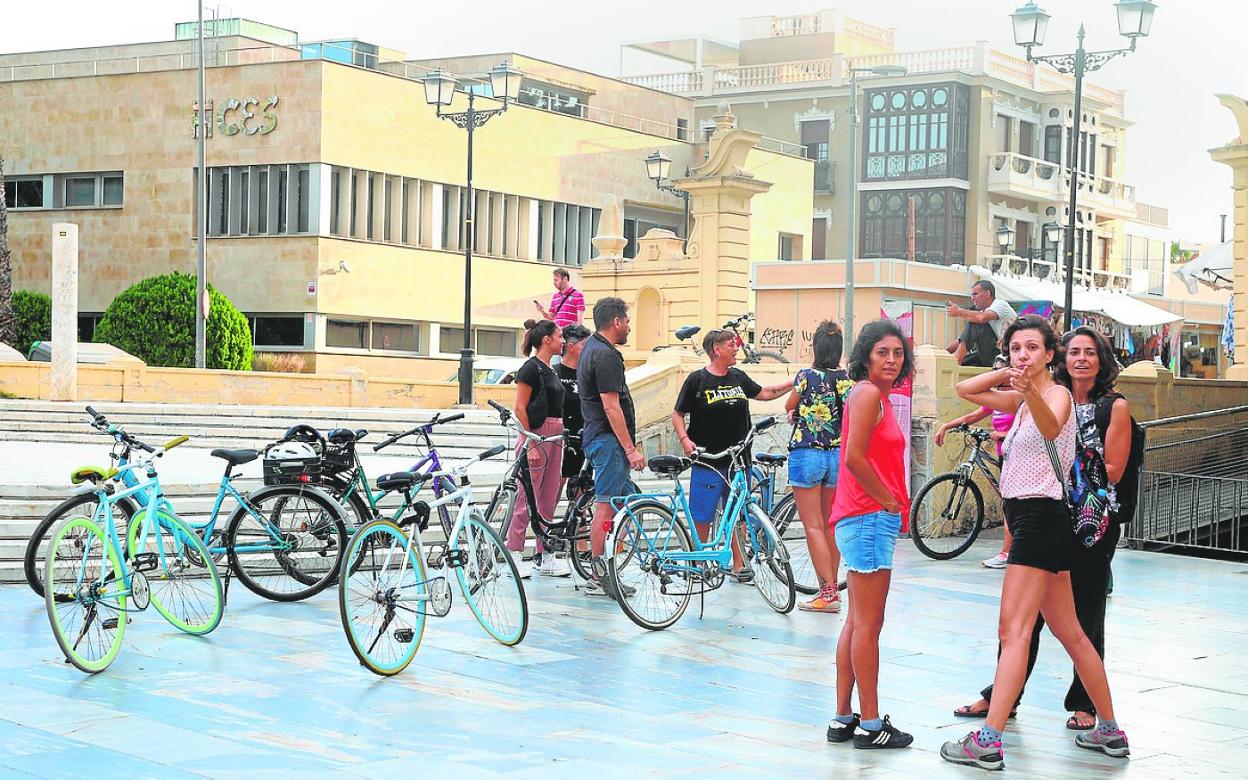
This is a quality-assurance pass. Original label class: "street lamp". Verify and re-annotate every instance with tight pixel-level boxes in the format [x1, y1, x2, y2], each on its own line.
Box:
[422, 62, 522, 406]
[644, 150, 690, 247]
[996, 222, 1016, 252]
[1009, 0, 1157, 331]
[844, 63, 907, 345]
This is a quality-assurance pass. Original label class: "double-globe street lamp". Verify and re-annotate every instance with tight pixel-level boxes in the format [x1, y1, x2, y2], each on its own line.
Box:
[845, 63, 907, 345]
[644, 150, 690, 249]
[422, 63, 523, 405]
[1009, 0, 1157, 330]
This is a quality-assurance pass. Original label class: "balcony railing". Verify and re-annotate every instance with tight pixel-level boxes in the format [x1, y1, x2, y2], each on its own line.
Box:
[983, 253, 1133, 292]
[814, 159, 836, 193]
[623, 42, 1126, 116]
[987, 152, 1136, 217]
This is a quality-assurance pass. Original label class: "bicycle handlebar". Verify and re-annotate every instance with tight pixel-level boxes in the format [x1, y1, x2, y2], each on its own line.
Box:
[373, 412, 466, 452]
[83, 406, 156, 452]
[692, 416, 776, 462]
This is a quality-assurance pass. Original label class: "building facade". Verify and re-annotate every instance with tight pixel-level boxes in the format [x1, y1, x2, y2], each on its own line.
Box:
[0, 21, 812, 377]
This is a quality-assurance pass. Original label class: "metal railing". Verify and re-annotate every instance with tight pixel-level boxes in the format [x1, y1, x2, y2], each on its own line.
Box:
[1128, 406, 1248, 555]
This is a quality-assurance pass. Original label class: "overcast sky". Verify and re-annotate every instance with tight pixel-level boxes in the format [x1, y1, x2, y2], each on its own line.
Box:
[3, 0, 1240, 243]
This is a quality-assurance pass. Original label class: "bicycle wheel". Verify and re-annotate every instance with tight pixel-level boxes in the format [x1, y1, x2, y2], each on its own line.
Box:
[323, 476, 373, 532]
[45, 516, 127, 673]
[450, 511, 528, 646]
[126, 511, 224, 635]
[339, 519, 427, 676]
[25, 492, 134, 600]
[744, 506, 796, 614]
[767, 493, 818, 596]
[566, 490, 595, 581]
[226, 486, 347, 601]
[910, 472, 985, 560]
[608, 500, 693, 631]
[482, 482, 518, 540]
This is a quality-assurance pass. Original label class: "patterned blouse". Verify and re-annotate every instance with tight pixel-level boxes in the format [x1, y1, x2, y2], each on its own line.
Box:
[789, 367, 853, 450]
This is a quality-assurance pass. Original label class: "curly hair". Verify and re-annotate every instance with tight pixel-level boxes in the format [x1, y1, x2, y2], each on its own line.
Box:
[846, 318, 914, 387]
[1001, 314, 1062, 368]
[1054, 326, 1120, 398]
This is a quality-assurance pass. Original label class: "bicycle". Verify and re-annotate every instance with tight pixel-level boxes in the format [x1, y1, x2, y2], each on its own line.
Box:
[910, 424, 1001, 560]
[482, 399, 597, 580]
[338, 442, 528, 676]
[657, 312, 789, 364]
[604, 417, 796, 631]
[746, 452, 818, 596]
[43, 420, 225, 673]
[28, 407, 349, 603]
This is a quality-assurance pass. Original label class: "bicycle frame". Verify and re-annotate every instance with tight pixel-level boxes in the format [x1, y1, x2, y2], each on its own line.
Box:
[338, 430, 457, 528]
[376, 477, 490, 597]
[960, 436, 1002, 494]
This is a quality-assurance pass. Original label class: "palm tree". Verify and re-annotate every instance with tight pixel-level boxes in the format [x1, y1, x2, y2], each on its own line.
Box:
[0, 155, 14, 347]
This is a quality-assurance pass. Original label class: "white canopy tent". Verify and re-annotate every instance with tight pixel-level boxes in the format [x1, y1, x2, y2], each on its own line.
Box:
[969, 266, 1182, 327]
[1174, 241, 1233, 293]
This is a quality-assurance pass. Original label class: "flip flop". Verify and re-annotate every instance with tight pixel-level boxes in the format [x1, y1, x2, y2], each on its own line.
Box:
[1066, 712, 1096, 730]
[954, 704, 1017, 719]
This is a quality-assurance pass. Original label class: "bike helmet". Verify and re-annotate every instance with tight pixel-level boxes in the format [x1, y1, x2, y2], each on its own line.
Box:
[265, 440, 318, 462]
[282, 424, 324, 445]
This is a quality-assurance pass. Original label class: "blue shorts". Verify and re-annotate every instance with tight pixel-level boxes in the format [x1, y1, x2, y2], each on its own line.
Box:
[687, 464, 730, 526]
[584, 435, 631, 504]
[834, 510, 902, 574]
[787, 447, 840, 489]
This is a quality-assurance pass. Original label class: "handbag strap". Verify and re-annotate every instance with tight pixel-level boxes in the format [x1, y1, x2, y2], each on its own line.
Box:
[1043, 437, 1072, 503]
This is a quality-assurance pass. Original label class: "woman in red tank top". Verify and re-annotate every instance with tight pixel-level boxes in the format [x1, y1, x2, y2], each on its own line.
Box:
[825, 319, 915, 750]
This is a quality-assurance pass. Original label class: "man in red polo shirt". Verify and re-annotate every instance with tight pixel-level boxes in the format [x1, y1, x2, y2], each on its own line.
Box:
[535, 267, 585, 328]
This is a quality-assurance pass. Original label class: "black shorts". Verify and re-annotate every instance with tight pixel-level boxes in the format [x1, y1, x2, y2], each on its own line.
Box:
[1003, 497, 1074, 573]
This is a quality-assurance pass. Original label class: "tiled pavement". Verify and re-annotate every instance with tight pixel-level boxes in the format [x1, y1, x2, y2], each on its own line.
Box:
[1, 540, 1246, 778]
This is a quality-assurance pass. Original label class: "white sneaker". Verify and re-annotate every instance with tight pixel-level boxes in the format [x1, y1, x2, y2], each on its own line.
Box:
[982, 552, 1008, 569]
[510, 550, 532, 579]
[537, 553, 572, 578]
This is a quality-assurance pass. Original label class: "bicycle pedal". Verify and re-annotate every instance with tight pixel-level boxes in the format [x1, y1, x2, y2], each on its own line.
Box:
[394, 628, 415, 644]
[427, 543, 447, 568]
[131, 552, 158, 573]
[444, 548, 468, 568]
[101, 617, 120, 630]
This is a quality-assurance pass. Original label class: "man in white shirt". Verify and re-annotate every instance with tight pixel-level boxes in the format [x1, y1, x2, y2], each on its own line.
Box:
[947, 280, 1017, 367]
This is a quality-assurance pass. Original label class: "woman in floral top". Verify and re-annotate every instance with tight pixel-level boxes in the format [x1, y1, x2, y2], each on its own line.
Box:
[784, 321, 853, 612]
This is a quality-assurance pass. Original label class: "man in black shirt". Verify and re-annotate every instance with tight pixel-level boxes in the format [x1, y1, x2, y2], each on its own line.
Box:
[558, 324, 591, 480]
[673, 328, 791, 579]
[577, 297, 644, 597]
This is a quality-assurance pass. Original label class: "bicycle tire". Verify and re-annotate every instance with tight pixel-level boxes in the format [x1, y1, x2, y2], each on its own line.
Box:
[225, 485, 348, 602]
[25, 492, 135, 600]
[450, 511, 528, 646]
[910, 472, 985, 560]
[745, 506, 796, 614]
[126, 511, 224, 635]
[566, 489, 595, 581]
[322, 475, 374, 533]
[45, 516, 127, 673]
[608, 500, 693, 631]
[768, 493, 817, 595]
[750, 350, 790, 364]
[483, 482, 518, 542]
[338, 519, 427, 676]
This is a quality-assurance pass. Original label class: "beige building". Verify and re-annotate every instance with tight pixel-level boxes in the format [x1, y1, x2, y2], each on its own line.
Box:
[0, 19, 811, 377]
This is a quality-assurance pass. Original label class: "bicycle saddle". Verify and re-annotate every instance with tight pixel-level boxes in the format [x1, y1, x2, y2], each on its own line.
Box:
[375, 471, 430, 492]
[674, 324, 700, 341]
[328, 428, 367, 444]
[648, 455, 690, 476]
[211, 448, 259, 466]
[754, 452, 788, 466]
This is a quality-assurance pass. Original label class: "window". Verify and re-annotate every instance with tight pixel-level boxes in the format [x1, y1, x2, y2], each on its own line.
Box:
[812, 217, 828, 260]
[860, 188, 967, 265]
[202, 164, 311, 237]
[863, 83, 969, 182]
[102, 176, 124, 206]
[326, 319, 368, 349]
[676, 118, 689, 141]
[1043, 125, 1062, 164]
[477, 329, 518, 357]
[441, 327, 466, 352]
[372, 322, 418, 352]
[252, 316, 305, 347]
[3, 178, 44, 209]
[5, 172, 122, 210]
[778, 233, 800, 261]
[77, 313, 103, 342]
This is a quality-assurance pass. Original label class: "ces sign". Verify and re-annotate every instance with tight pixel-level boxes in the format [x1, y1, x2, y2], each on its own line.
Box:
[192, 96, 279, 138]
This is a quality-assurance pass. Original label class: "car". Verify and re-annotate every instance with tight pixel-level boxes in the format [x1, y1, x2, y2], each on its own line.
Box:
[444, 357, 525, 385]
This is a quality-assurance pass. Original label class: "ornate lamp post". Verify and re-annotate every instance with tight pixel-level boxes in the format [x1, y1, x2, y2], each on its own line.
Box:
[644, 150, 690, 248]
[1009, 0, 1157, 330]
[845, 63, 907, 345]
[996, 222, 1017, 254]
[422, 62, 522, 405]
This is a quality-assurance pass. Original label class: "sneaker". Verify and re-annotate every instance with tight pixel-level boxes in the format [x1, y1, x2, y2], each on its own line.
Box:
[940, 730, 1005, 771]
[583, 575, 636, 600]
[510, 550, 532, 580]
[826, 714, 859, 744]
[982, 552, 1008, 569]
[799, 594, 841, 613]
[852, 716, 913, 750]
[537, 553, 572, 578]
[731, 568, 755, 586]
[1074, 727, 1130, 758]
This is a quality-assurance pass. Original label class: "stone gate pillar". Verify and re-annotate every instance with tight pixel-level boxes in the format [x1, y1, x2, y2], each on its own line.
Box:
[1212, 94, 1248, 379]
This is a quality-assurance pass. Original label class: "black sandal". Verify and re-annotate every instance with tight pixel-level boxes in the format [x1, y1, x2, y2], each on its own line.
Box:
[1066, 712, 1096, 730]
[953, 703, 1017, 720]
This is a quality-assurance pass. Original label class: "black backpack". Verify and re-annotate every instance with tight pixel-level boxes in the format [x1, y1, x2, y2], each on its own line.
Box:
[1094, 393, 1146, 524]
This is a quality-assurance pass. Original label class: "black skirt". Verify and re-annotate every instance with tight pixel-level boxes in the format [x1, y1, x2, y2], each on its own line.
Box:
[1003, 497, 1075, 573]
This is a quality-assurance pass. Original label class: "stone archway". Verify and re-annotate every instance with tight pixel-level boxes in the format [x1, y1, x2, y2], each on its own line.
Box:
[635, 286, 663, 351]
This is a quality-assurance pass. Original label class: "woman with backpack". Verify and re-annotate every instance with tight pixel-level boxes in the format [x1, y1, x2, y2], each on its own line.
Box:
[949, 326, 1136, 736]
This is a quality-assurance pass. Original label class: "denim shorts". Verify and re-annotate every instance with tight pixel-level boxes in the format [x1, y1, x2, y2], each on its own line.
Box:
[687, 464, 730, 526]
[584, 435, 630, 504]
[834, 510, 902, 574]
[787, 447, 840, 489]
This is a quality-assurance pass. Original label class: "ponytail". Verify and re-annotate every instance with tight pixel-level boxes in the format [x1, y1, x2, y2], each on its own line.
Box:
[523, 319, 558, 356]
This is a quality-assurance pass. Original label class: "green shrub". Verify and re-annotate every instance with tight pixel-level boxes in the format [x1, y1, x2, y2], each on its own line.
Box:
[10, 290, 52, 356]
[93, 272, 253, 370]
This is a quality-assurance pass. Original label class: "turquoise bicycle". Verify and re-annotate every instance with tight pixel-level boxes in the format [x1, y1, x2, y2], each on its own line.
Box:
[44, 423, 225, 673]
[605, 417, 796, 630]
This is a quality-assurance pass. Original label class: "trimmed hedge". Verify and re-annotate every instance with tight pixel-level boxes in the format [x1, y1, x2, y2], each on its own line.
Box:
[93, 272, 253, 370]
[10, 290, 51, 356]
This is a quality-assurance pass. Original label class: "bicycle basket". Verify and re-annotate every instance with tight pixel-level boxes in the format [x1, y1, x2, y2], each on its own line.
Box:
[262, 441, 322, 486]
[321, 441, 356, 475]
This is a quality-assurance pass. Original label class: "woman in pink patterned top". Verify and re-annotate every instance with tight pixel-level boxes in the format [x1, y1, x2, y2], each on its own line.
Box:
[940, 315, 1127, 771]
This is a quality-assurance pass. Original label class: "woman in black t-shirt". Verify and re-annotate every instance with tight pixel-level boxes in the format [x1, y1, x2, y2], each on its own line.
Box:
[508, 319, 567, 579]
